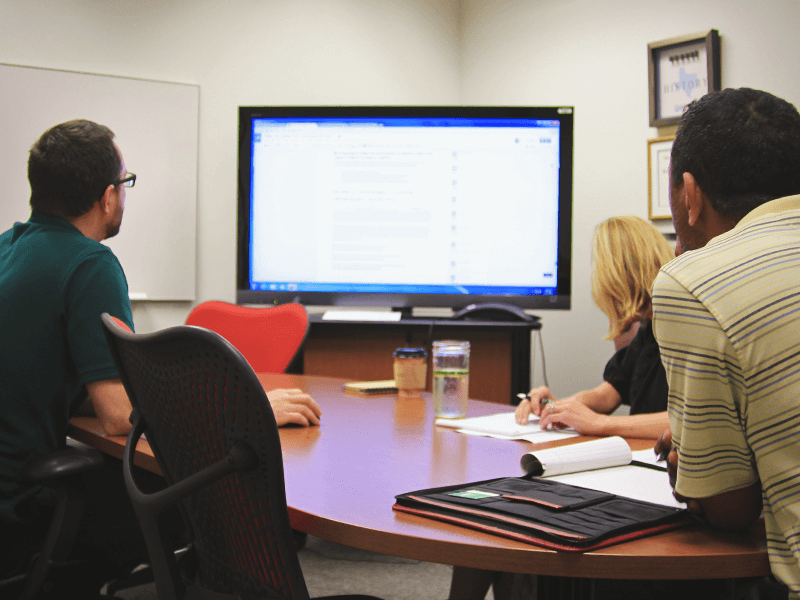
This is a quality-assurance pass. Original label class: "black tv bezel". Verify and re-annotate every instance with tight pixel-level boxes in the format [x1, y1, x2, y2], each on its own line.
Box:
[237, 105, 573, 311]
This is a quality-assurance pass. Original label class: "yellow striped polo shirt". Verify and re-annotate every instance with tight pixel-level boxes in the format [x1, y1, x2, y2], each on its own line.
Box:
[652, 195, 800, 597]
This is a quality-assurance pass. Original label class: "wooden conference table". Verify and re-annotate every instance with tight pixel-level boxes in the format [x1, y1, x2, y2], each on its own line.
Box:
[68, 373, 769, 581]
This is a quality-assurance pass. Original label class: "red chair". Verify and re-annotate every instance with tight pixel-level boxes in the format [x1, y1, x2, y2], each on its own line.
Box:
[185, 301, 308, 373]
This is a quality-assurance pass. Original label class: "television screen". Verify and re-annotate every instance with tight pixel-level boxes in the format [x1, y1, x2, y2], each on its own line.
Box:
[237, 106, 573, 311]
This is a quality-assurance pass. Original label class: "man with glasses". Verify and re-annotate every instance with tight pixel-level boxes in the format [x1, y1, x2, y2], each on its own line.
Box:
[0, 120, 322, 596]
[0, 119, 152, 595]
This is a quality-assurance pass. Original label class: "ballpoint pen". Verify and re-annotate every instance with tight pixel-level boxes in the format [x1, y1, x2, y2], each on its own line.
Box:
[656, 431, 670, 462]
[516, 393, 552, 406]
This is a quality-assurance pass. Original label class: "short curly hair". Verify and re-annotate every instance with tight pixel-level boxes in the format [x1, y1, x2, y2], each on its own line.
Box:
[28, 119, 121, 218]
[671, 88, 800, 221]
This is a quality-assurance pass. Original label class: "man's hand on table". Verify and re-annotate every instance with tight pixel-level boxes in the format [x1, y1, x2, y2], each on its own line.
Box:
[267, 388, 322, 427]
[655, 429, 691, 506]
[653, 428, 763, 530]
[654, 429, 678, 488]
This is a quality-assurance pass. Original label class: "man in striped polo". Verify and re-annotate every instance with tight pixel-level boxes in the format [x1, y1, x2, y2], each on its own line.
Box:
[652, 88, 800, 599]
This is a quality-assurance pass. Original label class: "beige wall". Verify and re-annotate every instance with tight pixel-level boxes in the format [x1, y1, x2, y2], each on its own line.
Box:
[0, 0, 461, 328]
[461, 0, 800, 394]
[2, 0, 798, 395]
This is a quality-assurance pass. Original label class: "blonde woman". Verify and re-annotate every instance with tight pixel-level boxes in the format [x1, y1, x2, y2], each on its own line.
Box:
[515, 216, 675, 438]
[449, 216, 679, 600]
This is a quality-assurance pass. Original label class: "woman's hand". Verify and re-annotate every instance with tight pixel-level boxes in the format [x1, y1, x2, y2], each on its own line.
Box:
[515, 386, 557, 424]
[538, 398, 610, 436]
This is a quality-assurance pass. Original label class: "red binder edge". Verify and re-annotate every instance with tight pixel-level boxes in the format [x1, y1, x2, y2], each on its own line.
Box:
[392, 503, 687, 553]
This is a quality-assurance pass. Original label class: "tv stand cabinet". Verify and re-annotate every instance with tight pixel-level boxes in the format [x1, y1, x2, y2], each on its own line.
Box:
[296, 317, 541, 405]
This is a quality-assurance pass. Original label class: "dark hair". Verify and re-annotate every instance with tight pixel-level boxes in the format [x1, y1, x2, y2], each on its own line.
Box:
[670, 87, 800, 220]
[28, 119, 121, 218]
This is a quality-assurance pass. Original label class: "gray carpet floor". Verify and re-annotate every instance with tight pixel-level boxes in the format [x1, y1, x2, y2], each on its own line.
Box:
[115, 535, 472, 600]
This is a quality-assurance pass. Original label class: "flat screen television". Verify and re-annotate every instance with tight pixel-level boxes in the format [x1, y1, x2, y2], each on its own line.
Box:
[237, 106, 573, 312]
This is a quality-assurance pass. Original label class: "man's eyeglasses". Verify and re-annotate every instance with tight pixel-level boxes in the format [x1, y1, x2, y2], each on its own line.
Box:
[112, 173, 136, 188]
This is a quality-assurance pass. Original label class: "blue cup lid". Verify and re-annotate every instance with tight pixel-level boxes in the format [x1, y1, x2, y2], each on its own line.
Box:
[394, 347, 427, 358]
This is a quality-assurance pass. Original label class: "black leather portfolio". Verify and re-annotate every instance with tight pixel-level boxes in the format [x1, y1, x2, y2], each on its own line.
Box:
[393, 475, 687, 552]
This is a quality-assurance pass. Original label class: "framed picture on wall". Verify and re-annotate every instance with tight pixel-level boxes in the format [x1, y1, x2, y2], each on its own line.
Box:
[648, 30, 720, 127]
[648, 135, 674, 220]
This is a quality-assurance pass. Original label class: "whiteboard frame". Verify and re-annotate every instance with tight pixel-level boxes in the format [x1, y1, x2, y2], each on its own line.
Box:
[0, 63, 199, 301]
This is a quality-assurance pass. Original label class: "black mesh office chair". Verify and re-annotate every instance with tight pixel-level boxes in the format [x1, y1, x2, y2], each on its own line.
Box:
[100, 313, 382, 600]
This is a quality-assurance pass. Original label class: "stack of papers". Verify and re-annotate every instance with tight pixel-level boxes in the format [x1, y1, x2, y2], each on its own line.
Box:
[435, 412, 578, 443]
[523, 438, 680, 508]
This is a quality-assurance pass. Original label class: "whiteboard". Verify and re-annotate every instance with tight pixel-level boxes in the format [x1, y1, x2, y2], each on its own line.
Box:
[0, 63, 199, 301]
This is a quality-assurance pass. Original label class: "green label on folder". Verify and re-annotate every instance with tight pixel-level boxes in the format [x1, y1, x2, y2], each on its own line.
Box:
[448, 489, 499, 500]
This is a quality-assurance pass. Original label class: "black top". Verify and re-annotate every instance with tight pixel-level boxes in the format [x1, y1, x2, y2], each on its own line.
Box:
[602, 320, 667, 415]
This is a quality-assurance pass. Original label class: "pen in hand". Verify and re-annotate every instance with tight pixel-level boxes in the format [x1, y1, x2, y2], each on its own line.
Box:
[655, 429, 671, 462]
[516, 393, 552, 406]
[516, 393, 554, 426]
[517, 393, 554, 429]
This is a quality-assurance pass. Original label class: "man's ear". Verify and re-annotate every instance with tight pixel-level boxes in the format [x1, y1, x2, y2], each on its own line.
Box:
[683, 172, 705, 227]
[99, 184, 115, 214]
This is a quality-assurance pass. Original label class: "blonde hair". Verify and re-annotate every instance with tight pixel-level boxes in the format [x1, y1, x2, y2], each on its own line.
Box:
[591, 216, 674, 340]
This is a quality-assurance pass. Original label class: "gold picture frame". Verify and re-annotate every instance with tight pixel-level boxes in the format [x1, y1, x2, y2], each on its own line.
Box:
[648, 30, 721, 127]
[648, 135, 675, 220]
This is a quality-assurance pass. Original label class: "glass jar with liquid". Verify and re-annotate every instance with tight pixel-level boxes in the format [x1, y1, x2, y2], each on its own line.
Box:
[431, 340, 470, 418]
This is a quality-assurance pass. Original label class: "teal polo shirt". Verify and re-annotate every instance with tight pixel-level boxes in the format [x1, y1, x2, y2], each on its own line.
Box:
[0, 212, 133, 525]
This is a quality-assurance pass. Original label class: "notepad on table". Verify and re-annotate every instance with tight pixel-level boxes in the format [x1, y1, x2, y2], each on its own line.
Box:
[342, 380, 398, 395]
[520, 435, 635, 476]
[435, 411, 578, 442]
[521, 436, 680, 508]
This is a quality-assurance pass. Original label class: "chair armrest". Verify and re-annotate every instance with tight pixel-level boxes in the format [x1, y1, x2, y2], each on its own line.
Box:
[10, 448, 105, 598]
[21, 448, 104, 484]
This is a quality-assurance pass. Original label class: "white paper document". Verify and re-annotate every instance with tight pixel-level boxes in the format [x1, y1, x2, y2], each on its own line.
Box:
[435, 412, 578, 442]
[520, 436, 632, 477]
[436, 416, 681, 508]
[518, 437, 682, 508]
[322, 310, 402, 321]
[547, 465, 684, 509]
[631, 448, 666, 468]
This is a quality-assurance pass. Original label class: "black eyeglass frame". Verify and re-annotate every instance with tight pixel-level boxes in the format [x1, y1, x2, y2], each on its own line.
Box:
[112, 173, 136, 188]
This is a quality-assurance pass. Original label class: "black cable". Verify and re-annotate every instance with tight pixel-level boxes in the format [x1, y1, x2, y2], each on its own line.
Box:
[536, 328, 548, 389]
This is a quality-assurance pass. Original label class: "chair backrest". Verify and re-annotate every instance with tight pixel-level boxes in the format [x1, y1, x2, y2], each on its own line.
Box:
[184, 301, 309, 374]
[101, 313, 310, 600]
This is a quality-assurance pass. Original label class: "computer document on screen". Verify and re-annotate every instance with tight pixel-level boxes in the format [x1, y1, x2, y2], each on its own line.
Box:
[248, 117, 562, 297]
